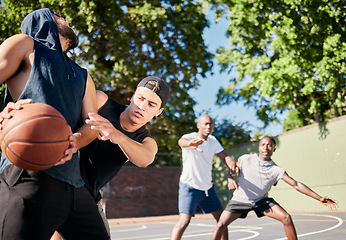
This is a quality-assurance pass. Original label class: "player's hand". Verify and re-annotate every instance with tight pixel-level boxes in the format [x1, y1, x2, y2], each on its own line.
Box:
[0, 99, 32, 128]
[86, 113, 123, 144]
[228, 162, 238, 176]
[55, 132, 79, 166]
[319, 197, 338, 211]
[227, 167, 238, 178]
[228, 178, 238, 190]
[187, 138, 205, 152]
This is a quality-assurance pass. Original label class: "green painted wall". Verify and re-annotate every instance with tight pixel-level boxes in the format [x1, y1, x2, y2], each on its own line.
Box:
[213, 115, 346, 212]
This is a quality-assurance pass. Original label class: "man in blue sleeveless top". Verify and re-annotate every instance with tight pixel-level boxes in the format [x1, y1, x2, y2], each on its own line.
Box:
[0, 8, 109, 240]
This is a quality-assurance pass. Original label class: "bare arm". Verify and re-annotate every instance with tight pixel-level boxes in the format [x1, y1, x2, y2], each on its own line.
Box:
[216, 150, 236, 173]
[227, 161, 240, 190]
[119, 136, 157, 167]
[178, 137, 204, 152]
[86, 113, 157, 167]
[217, 151, 238, 189]
[282, 172, 338, 211]
[0, 35, 33, 128]
[0, 34, 33, 85]
[74, 73, 99, 149]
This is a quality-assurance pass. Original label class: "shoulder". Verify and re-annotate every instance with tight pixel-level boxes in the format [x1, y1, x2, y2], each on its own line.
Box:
[208, 135, 218, 141]
[96, 90, 109, 109]
[0, 34, 33, 54]
[208, 135, 222, 146]
[238, 153, 255, 162]
[5, 34, 33, 43]
[271, 160, 284, 170]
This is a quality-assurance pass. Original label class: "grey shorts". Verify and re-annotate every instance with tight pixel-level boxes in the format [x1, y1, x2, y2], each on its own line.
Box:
[224, 197, 279, 218]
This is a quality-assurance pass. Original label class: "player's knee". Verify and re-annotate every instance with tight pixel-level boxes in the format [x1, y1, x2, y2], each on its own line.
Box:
[177, 217, 190, 229]
[216, 220, 227, 231]
[281, 213, 293, 226]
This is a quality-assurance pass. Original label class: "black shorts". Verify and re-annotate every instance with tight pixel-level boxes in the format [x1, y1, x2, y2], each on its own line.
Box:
[224, 197, 279, 219]
[0, 165, 109, 240]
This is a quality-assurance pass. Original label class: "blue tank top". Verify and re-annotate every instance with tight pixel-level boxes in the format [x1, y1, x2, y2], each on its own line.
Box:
[0, 8, 87, 187]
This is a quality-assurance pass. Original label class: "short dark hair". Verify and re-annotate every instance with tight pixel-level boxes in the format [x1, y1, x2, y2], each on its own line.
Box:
[261, 136, 276, 146]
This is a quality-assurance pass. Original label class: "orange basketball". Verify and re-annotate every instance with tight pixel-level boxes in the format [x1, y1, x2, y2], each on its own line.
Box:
[0, 102, 71, 171]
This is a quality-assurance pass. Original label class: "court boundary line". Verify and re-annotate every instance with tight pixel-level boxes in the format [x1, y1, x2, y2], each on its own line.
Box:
[110, 212, 344, 240]
[274, 213, 343, 240]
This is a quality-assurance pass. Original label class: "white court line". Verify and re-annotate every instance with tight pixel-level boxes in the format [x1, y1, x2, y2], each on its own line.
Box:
[111, 224, 147, 233]
[111, 213, 343, 240]
[141, 230, 260, 240]
[274, 213, 343, 240]
[161, 221, 263, 230]
[227, 230, 260, 240]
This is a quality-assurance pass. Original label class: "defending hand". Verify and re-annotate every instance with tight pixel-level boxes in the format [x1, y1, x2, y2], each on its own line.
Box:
[319, 197, 338, 211]
[187, 138, 205, 152]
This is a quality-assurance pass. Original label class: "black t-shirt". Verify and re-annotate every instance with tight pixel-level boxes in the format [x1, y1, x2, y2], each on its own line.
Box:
[80, 97, 151, 201]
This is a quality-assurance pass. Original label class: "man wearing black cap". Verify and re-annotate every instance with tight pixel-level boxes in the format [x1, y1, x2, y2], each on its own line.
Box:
[81, 76, 169, 198]
[64, 76, 169, 238]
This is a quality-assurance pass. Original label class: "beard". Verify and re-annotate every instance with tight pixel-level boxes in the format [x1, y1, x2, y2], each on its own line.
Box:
[57, 23, 79, 50]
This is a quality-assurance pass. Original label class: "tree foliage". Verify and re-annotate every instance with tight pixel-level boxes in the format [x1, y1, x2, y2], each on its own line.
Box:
[208, 0, 346, 129]
[282, 108, 307, 131]
[0, 0, 215, 165]
[213, 118, 251, 149]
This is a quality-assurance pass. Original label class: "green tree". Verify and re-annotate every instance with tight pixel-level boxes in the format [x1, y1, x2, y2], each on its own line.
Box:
[282, 108, 307, 131]
[213, 118, 251, 149]
[0, 0, 214, 165]
[208, 0, 346, 129]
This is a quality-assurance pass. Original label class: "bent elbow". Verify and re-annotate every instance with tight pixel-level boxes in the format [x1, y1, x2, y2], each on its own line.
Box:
[135, 158, 154, 168]
[138, 163, 150, 168]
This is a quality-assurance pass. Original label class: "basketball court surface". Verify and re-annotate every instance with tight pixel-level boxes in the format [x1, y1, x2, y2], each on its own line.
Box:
[108, 212, 346, 240]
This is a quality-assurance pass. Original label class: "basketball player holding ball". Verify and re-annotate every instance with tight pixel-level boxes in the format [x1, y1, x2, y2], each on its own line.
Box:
[0, 8, 110, 240]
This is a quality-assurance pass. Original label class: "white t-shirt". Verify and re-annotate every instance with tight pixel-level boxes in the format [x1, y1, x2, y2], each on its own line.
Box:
[232, 153, 285, 203]
[179, 132, 224, 191]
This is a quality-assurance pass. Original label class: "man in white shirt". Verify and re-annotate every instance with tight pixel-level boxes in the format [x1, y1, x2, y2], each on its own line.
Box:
[170, 114, 236, 240]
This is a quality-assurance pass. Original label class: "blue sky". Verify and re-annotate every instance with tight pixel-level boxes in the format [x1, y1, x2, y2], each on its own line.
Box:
[188, 11, 285, 136]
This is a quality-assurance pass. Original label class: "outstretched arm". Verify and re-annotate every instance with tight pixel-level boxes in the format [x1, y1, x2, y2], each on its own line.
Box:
[178, 137, 205, 152]
[281, 172, 338, 211]
[86, 113, 157, 167]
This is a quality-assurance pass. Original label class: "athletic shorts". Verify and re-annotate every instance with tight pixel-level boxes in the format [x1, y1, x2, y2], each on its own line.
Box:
[224, 197, 279, 218]
[0, 164, 110, 240]
[178, 181, 223, 216]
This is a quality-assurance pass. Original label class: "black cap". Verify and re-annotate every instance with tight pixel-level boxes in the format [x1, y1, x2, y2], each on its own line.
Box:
[137, 76, 170, 107]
